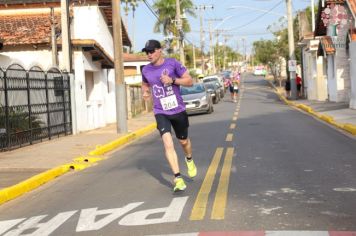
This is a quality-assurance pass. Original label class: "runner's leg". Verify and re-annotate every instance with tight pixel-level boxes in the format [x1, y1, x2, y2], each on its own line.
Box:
[161, 132, 180, 174]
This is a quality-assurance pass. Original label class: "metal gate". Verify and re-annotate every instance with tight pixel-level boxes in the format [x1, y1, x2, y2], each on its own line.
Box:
[0, 64, 72, 151]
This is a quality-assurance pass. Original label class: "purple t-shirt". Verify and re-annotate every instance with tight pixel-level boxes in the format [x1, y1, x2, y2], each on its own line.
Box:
[142, 58, 187, 115]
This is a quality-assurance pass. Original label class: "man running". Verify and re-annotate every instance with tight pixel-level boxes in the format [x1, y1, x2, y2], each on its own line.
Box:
[141, 39, 197, 192]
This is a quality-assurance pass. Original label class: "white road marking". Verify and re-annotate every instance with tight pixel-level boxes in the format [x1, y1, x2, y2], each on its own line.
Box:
[333, 187, 356, 192]
[76, 202, 144, 231]
[3, 211, 76, 236]
[0, 219, 25, 235]
[146, 233, 198, 236]
[0, 197, 189, 235]
[119, 197, 188, 226]
[266, 231, 329, 236]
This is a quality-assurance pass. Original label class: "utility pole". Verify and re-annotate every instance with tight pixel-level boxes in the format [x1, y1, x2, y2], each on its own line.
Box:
[241, 37, 246, 62]
[286, 0, 297, 99]
[175, 0, 185, 64]
[61, 0, 77, 134]
[311, 0, 315, 32]
[195, 5, 213, 75]
[50, 7, 58, 67]
[112, 0, 128, 133]
[207, 18, 222, 74]
[223, 34, 232, 70]
[61, 0, 71, 72]
[192, 44, 196, 70]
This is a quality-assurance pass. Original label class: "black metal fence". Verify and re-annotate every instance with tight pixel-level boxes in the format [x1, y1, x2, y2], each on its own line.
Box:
[0, 64, 72, 151]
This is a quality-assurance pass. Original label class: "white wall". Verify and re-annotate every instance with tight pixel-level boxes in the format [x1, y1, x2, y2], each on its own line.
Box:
[0, 6, 118, 133]
[350, 42, 356, 109]
[73, 51, 117, 132]
[304, 50, 317, 100]
[0, 50, 54, 70]
[104, 69, 117, 123]
[72, 6, 114, 58]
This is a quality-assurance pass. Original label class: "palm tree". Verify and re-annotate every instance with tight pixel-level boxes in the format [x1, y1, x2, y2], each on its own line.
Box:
[122, 0, 140, 51]
[152, 0, 196, 36]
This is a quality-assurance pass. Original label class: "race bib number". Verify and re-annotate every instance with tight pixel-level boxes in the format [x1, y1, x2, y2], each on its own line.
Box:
[160, 95, 178, 110]
[234, 85, 238, 90]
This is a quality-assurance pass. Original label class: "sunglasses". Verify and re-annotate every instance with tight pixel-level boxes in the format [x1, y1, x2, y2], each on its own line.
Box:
[145, 49, 156, 55]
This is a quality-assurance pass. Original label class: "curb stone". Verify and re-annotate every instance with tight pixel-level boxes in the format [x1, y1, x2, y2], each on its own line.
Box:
[266, 79, 356, 136]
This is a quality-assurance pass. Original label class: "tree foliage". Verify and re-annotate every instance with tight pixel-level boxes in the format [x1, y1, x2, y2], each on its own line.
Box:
[152, 0, 196, 36]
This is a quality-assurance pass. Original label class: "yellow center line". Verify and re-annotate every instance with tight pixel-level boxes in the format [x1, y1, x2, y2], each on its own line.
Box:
[190, 147, 224, 221]
[230, 123, 236, 129]
[234, 112, 238, 116]
[211, 147, 234, 220]
[232, 116, 237, 121]
[225, 133, 233, 141]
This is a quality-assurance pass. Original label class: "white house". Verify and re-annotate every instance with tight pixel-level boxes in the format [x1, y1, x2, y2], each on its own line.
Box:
[0, 0, 132, 132]
[315, 0, 351, 103]
[298, 9, 328, 101]
[123, 53, 149, 85]
[346, 0, 356, 109]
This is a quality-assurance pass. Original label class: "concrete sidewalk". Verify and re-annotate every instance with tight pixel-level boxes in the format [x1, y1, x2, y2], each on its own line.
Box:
[0, 112, 156, 204]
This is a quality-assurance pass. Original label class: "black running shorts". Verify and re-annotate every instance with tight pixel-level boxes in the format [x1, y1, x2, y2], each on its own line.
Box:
[154, 111, 189, 140]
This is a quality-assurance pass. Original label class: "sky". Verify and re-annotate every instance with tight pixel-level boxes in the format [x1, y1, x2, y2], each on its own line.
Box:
[122, 0, 313, 55]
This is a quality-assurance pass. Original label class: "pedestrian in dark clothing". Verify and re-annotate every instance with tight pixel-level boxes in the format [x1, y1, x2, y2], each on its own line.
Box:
[285, 78, 291, 98]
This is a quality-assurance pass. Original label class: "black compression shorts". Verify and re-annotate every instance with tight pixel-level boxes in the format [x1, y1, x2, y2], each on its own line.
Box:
[154, 111, 189, 140]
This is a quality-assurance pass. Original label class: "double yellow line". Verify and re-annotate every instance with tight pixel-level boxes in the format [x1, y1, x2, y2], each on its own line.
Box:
[190, 86, 241, 221]
[189, 147, 234, 220]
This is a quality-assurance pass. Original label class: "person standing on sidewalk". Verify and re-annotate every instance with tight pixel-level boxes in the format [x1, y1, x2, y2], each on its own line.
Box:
[296, 73, 302, 98]
[285, 78, 291, 98]
[141, 39, 197, 192]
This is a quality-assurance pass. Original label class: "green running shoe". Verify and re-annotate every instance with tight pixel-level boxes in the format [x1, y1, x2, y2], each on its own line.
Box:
[173, 177, 186, 192]
[185, 158, 197, 178]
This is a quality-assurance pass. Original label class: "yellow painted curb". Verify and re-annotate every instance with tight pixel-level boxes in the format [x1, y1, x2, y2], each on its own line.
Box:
[74, 156, 106, 163]
[89, 123, 157, 156]
[320, 114, 334, 123]
[343, 123, 356, 135]
[0, 165, 71, 205]
[62, 162, 93, 171]
[267, 78, 356, 136]
[0, 122, 157, 206]
[296, 104, 314, 113]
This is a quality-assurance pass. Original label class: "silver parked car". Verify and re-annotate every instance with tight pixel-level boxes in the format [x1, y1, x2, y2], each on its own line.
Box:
[180, 83, 214, 115]
[202, 76, 225, 98]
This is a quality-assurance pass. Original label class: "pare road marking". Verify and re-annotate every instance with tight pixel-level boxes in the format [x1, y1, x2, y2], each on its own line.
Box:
[0, 197, 188, 236]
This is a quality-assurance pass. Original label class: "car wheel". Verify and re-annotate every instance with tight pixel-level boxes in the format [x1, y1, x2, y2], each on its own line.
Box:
[207, 105, 213, 114]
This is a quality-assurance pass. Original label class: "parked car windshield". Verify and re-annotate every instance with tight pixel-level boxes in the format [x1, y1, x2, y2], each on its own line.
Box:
[205, 82, 217, 90]
[203, 77, 218, 83]
[180, 84, 205, 95]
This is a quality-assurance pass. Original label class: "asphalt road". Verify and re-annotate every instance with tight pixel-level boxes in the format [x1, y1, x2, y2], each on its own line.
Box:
[1, 74, 356, 236]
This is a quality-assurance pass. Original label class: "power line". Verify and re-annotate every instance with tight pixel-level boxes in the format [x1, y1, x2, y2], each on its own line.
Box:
[228, 0, 284, 31]
[142, 0, 197, 47]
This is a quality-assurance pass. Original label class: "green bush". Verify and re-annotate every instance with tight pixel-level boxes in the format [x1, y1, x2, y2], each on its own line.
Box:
[0, 106, 42, 134]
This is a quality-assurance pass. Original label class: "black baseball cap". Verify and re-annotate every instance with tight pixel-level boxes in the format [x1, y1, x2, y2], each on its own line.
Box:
[142, 39, 161, 52]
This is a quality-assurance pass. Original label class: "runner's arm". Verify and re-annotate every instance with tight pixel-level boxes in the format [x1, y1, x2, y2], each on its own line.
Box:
[142, 82, 151, 101]
[174, 71, 193, 87]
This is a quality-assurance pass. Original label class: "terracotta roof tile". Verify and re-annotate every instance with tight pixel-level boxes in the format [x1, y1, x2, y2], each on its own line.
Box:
[123, 53, 149, 62]
[0, 13, 60, 45]
[0, 1, 131, 47]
